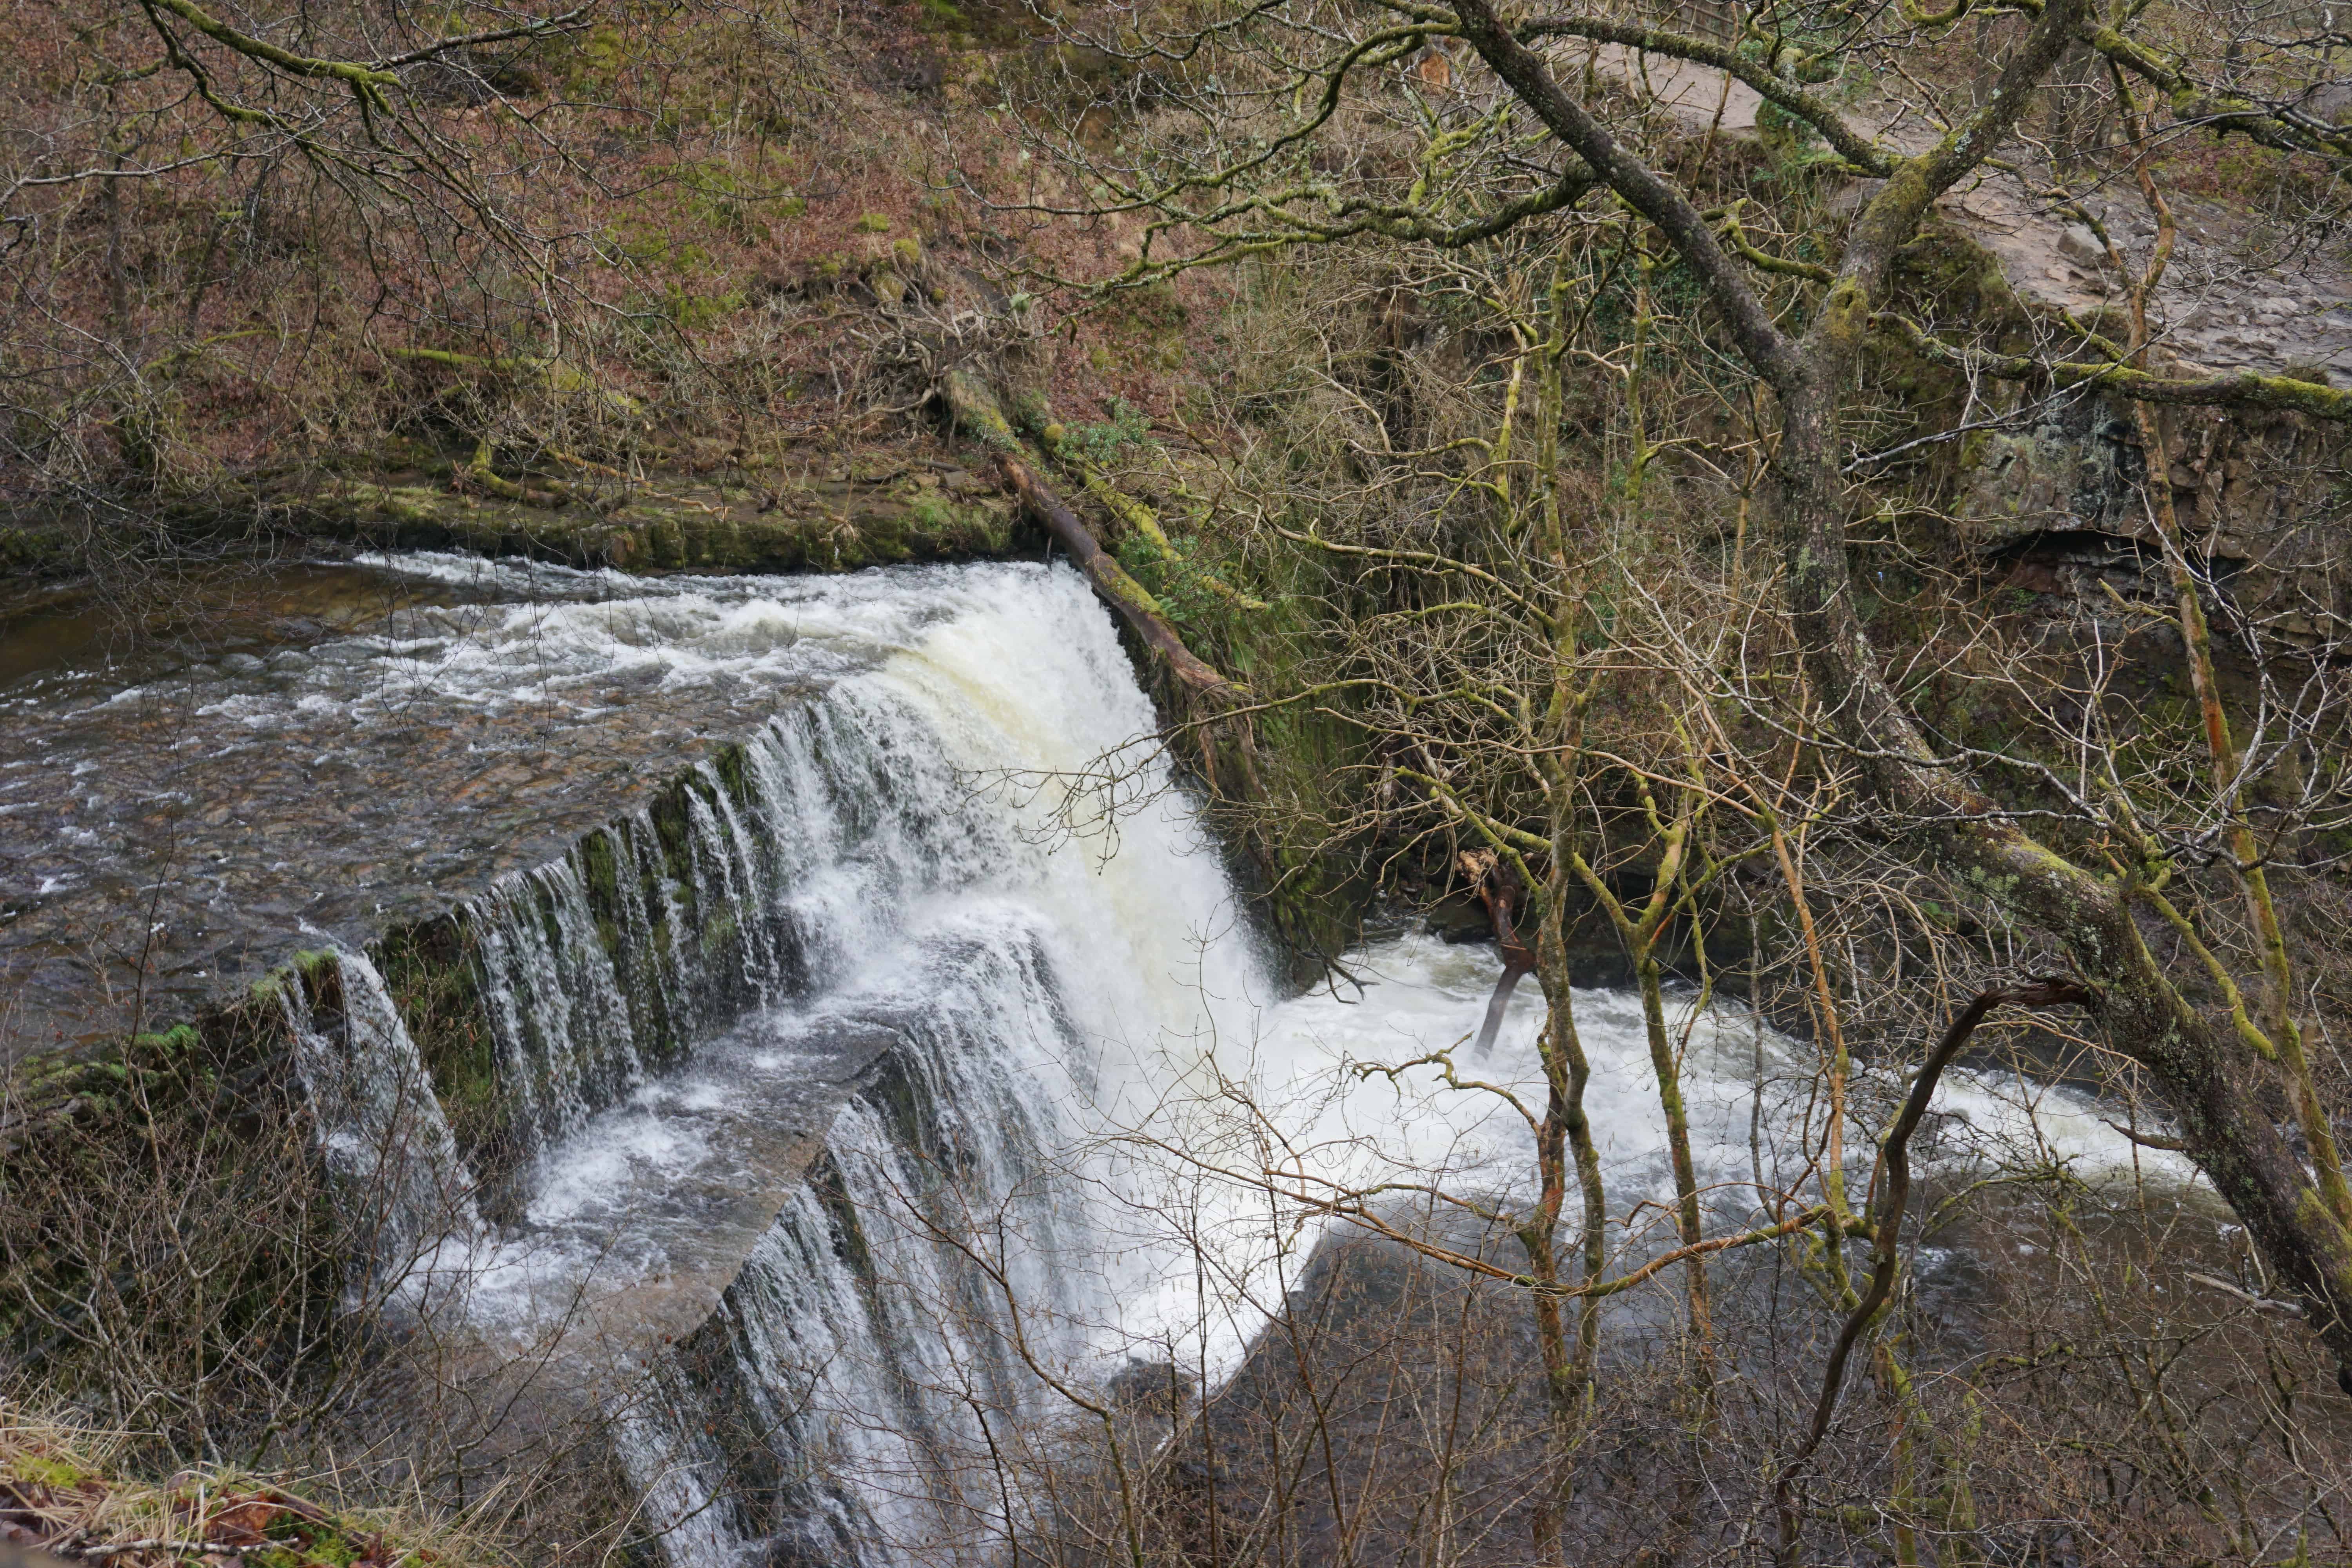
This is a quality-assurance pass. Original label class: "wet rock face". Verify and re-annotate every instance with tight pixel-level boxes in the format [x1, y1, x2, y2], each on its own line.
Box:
[1941, 374, 2352, 636]
[1953, 394, 2147, 548]
[1882, 208, 2352, 632]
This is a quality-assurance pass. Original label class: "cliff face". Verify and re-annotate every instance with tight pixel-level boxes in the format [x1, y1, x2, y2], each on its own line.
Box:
[1956, 384, 2350, 637]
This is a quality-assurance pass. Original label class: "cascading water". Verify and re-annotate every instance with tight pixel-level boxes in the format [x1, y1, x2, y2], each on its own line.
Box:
[281, 950, 474, 1295]
[474, 855, 648, 1162]
[423, 562, 1275, 1568]
[212, 559, 1272, 1566]
[251, 553, 2189, 1568]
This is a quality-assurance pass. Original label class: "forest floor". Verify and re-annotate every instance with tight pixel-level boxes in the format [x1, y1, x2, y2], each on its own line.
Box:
[1, 1414, 491, 1568]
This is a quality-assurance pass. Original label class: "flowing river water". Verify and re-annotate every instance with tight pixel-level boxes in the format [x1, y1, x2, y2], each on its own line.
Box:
[0, 554, 2192, 1568]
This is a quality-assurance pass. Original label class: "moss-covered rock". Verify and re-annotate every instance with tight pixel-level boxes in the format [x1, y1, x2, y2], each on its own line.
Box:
[0, 964, 338, 1398]
[296, 466, 1028, 573]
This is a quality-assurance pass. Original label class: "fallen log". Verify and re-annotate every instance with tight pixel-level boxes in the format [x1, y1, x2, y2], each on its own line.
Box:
[1460, 850, 1537, 1056]
[993, 452, 1243, 702]
[936, 368, 1243, 706]
[1034, 429, 1270, 611]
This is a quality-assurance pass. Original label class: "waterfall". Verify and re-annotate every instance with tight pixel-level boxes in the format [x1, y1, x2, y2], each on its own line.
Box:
[473, 854, 646, 1162]
[306, 554, 2184, 1568]
[283, 950, 475, 1298]
[347, 560, 1270, 1568]
[625, 923, 1111, 1568]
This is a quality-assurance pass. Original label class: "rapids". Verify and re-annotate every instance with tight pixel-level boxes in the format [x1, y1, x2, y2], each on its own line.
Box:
[0, 553, 971, 1050]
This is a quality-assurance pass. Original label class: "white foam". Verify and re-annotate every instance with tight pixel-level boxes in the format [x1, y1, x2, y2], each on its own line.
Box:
[1085, 931, 2196, 1379]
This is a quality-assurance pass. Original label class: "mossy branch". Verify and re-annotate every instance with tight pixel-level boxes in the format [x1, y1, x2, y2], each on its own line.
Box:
[936, 370, 1245, 705]
[135, 0, 591, 114]
[1722, 203, 1833, 285]
[141, 0, 398, 105]
[1872, 310, 2352, 418]
[385, 346, 545, 376]
[453, 441, 570, 507]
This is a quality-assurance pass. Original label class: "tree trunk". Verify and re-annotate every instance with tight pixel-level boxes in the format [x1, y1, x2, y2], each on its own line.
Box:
[935, 367, 1243, 706]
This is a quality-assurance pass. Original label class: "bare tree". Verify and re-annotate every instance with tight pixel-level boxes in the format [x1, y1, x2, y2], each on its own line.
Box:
[995, 0, 2352, 1401]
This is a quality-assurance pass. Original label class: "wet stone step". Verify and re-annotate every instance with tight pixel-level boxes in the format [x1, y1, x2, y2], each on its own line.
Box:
[0, 551, 982, 1057]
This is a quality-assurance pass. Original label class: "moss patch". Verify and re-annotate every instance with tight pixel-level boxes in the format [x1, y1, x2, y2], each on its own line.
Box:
[7, 446, 1037, 581]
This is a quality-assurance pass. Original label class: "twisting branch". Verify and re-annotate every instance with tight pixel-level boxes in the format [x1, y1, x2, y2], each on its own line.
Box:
[1773, 977, 2095, 1563]
[139, 0, 399, 106]
[1516, 13, 1898, 175]
[1871, 310, 2352, 421]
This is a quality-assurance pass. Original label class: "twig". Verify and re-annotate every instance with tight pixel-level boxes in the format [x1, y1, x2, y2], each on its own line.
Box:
[2185, 1271, 2306, 1317]
[68, 1540, 283, 1560]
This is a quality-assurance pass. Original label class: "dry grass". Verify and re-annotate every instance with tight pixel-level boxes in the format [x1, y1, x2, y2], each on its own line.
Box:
[0, 1408, 507, 1568]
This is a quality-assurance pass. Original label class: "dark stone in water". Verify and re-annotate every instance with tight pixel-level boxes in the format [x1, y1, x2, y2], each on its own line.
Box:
[1108, 1357, 1197, 1415]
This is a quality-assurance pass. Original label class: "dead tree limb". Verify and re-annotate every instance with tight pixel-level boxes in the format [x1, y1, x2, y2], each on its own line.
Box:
[936, 367, 1243, 706]
[1461, 849, 1537, 1056]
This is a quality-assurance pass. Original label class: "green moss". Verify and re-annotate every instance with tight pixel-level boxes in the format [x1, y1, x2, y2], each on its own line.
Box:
[699, 910, 740, 957]
[1061, 398, 1154, 463]
[664, 283, 749, 330]
[1112, 503, 1368, 971]
[713, 743, 751, 806]
[374, 920, 505, 1168]
[13, 1456, 87, 1487]
[649, 780, 699, 892]
[286, 1525, 362, 1568]
[128, 1023, 201, 1056]
[579, 831, 628, 968]
[579, 829, 622, 910]
[907, 493, 957, 533]
[575, 25, 623, 80]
